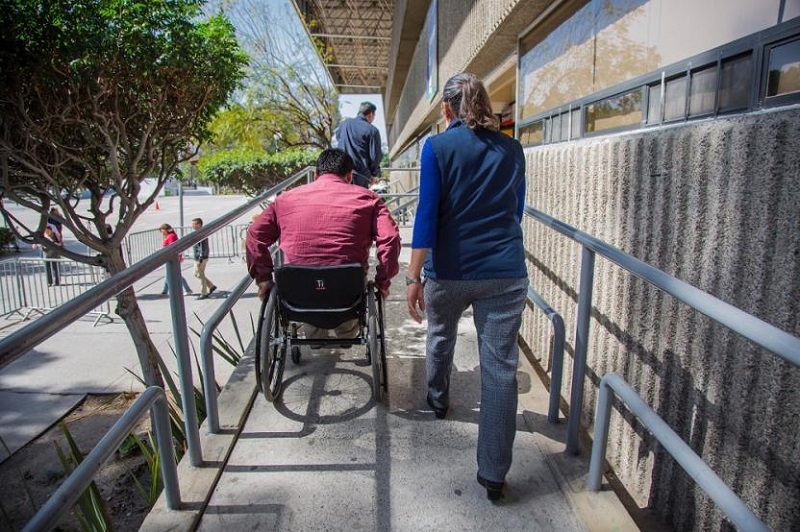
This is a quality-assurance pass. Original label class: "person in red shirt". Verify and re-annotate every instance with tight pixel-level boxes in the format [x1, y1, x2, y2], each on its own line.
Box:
[246, 148, 400, 341]
[159, 223, 193, 296]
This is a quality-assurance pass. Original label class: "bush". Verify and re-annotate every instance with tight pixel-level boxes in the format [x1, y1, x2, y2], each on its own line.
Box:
[198, 147, 318, 196]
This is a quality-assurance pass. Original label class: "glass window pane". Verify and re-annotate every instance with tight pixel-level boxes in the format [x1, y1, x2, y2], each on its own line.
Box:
[560, 112, 571, 141]
[551, 113, 562, 142]
[767, 39, 800, 98]
[570, 109, 581, 139]
[519, 121, 544, 146]
[647, 84, 662, 124]
[664, 75, 687, 121]
[689, 65, 718, 116]
[544, 118, 552, 143]
[719, 53, 752, 111]
[585, 89, 643, 133]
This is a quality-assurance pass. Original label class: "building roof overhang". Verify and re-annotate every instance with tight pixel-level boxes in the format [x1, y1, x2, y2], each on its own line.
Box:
[290, 0, 395, 94]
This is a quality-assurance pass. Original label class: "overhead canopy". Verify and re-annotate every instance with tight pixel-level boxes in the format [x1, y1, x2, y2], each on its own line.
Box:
[290, 0, 394, 94]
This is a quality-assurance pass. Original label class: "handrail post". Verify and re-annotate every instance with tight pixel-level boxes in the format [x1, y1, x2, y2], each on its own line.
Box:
[566, 245, 595, 454]
[23, 387, 181, 531]
[587, 374, 769, 532]
[526, 286, 566, 423]
[200, 274, 254, 434]
[166, 257, 202, 466]
[153, 390, 181, 509]
[587, 376, 613, 490]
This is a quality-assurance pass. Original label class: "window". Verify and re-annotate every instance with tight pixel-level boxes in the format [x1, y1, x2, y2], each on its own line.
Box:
[664, 75, 688, 121]
[585, 89, 643, 134]
[570, 108, 581, 139]
[518, 120, 544, 146]
[766, 38, 800, 98]
[551, 113, 562, 142]
[646, 83, 662, 124]
[689, 65, 718, 116]
[719, 53, 752, 111]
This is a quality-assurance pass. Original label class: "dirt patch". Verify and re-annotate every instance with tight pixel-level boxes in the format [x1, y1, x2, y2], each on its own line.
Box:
[0, 393, 154, 531]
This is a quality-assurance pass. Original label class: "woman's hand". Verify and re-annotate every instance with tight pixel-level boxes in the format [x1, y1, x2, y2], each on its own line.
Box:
[406, 282, 425, 323]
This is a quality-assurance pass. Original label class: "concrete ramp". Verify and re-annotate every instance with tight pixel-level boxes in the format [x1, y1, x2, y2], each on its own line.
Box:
[142, 284, 636, 531]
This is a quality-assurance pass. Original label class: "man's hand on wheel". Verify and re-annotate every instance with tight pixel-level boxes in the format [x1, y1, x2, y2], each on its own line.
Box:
[257, 280, 274, 301]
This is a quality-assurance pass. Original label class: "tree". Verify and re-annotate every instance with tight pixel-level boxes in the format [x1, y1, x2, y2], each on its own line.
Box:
[0, 0, 248, 387]
[203, 0, 339, 155]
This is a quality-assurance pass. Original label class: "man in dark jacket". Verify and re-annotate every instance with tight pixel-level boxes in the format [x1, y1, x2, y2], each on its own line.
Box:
[334, 102, 382, 188]
[192, 218, 217, 299]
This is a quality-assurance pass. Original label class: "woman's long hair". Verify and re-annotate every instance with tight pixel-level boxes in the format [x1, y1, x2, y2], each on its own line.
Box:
[442, 72, 499, 131]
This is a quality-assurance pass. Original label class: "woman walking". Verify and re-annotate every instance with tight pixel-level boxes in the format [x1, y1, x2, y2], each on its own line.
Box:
[159, 223, 192, 295]
[406, 72, 528, 501]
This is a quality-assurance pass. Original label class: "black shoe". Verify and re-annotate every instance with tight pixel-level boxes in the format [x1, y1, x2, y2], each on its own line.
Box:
[208, 285, 217, 295]
[426, 394, 448, 420]
[477, 474, 504, 501]
[199, 294, 209, 300]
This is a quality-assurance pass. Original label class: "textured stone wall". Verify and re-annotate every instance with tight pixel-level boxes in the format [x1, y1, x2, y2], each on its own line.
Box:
[519, 108, 800, 531]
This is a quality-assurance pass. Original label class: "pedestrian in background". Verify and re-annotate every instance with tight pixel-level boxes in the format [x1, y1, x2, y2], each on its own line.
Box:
[191, 218, 217, 299]
[334, 102, 382, 188]
[159, 223, 192, 296]
[405, 72, 528, 502]
[42, 225, 62, 286]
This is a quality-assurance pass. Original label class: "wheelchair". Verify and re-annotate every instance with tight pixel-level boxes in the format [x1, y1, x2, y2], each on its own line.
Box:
[254, 263, 388, 404]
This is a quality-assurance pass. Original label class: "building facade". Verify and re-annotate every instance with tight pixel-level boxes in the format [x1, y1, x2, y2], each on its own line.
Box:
[296, 0, 800, 529]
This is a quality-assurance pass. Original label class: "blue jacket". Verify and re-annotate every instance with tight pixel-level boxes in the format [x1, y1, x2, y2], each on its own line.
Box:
[412, 119, 527, 280]
[334, 115, 382, 187]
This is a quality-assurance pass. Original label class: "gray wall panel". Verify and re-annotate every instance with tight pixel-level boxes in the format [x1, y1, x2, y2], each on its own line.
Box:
[520, 108, 800, 530]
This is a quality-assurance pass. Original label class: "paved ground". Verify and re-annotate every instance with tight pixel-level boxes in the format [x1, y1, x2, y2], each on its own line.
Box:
[2, 203, 639, 530]
[0, 194, 265, 460]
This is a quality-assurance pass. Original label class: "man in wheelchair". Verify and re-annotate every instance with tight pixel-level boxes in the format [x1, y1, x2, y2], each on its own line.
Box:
[245, 148, 401, 344]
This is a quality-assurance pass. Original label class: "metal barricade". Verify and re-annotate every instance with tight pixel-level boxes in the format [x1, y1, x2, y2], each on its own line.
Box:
[13, 258, 113, 326]
[0, 258, 25, 319]
[0, 258, 111, 326]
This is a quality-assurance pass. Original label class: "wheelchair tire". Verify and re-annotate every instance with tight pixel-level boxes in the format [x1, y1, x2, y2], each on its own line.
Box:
[377, 292, 389, 397]
[258, 290, 286, 402]
[367, 289, 383, 403]
[291, 345, 301, 365]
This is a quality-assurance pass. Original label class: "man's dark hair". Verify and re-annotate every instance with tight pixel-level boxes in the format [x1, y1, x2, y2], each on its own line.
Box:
[316, 148, 355, 177]
[192, 217, 203, 226]
[358, 102, 377, 117]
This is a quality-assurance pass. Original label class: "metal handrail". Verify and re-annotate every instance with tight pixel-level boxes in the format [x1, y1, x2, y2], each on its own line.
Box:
[200, 274, 253, 434]
[23, 387, 180, 532]
[588, 373, 769, 531]
[526, 286, 566, 423]
[0, 167, 314, 472]
[0, 167, 313, 363]
[523, 205, 800, 454]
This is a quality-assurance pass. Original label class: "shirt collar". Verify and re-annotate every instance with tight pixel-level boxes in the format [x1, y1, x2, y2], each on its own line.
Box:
[446, 118, 465, 131]
[315, 173, 350, 183]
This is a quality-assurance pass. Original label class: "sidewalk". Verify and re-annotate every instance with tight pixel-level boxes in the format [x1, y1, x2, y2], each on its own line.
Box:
[0, 195, 265, 461]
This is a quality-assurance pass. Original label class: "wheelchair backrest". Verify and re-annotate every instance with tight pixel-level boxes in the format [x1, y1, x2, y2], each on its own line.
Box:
[274, 264, 365, 329]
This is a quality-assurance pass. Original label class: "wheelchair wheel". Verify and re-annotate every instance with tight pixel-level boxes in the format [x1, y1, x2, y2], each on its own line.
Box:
[367, 288, 384, 403]
[256, 290, 286, 402]
[377, 291, 388, 397]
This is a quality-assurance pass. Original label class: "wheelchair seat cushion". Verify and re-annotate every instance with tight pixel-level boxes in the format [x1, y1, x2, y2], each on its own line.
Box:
[275, 264, 365, 330]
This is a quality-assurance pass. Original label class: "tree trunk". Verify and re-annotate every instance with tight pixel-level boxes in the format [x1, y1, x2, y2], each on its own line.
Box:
[115, 286, 164, 388]
[107, 249, 165, 389]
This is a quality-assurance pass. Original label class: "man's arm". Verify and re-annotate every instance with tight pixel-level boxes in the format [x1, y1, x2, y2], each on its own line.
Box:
[372, 200, 401, 295]
[201, 239, 210, 260]
[245, 204, 280, 287]
[368, 128, 382, 180]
